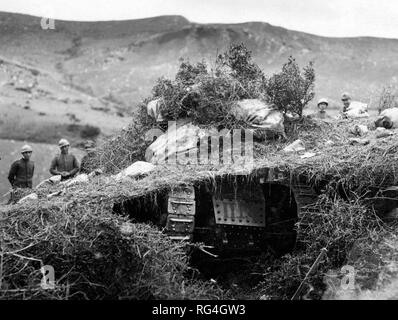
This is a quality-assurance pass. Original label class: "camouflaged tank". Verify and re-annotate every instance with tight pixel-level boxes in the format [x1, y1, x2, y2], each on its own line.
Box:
[119, 102, 319, 258]
[117, 165, 319, 258]
[166, 169, 317, 256]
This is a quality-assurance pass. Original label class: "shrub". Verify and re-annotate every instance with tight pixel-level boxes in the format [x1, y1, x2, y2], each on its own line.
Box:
[377, 84, 398, 114]
[175, 59, 208, 86]
[89, 44, 317, 172]
[152, 44, 314, 127]
[152, 77, 192, 120]
[151, 44, 270, 128]
[216, 43, 265, 95]
[218, 44, 268, 100]
[266, 57, 315, 118]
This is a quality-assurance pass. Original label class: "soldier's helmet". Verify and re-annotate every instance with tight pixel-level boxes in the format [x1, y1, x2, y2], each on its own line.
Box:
[58, 139, 70, 148]
[21, 145, 33, 154]
[341, 92, 351, 101]
[317, 98, 329, 106]
[84, 140, 96, 151]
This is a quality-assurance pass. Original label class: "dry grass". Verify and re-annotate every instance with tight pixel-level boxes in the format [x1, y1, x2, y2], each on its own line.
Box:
[377, 84, 398, 114]
[249, 197, 386, 300]
[0, 195, 224, 300]
[78, 116, 398, 203]
[3, 114, 398, 300]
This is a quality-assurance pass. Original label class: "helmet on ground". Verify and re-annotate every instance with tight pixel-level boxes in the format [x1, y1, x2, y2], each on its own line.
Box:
[21, 145, 33, 153]
[341, 92, 351, 101]
[58, 139, 70, 148]
[376, 116, 394, 129]
[317, 98, 329, 106]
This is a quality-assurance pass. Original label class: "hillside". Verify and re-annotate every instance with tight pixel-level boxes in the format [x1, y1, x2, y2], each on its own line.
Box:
[1, 12, 398, 142]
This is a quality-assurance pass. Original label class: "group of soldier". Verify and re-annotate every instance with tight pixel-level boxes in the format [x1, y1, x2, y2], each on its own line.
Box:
[7, 138, 95, 192]
[313, 92, 353, 120]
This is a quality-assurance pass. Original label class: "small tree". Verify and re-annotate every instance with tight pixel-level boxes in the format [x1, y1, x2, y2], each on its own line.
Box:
[266, 57, 315, 118]
[216, 43, 264, 82]
[216, 43, 266, 100]
[175, 59, 207, 86]
[378, 84, 398, 114]
[151, 45, 316, 126]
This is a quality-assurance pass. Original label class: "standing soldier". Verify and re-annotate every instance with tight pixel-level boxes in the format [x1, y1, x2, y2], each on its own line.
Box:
[8, 144, 35, 189]
[50, 139, 80, 180]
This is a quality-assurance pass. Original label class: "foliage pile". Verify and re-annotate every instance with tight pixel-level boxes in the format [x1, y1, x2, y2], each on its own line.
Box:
[4, 116, 398, 300]
[254, 196, 383, 300]
[86, 43, 315, 174]
[0, 199, 223, 300]
[152, 43, 315, 127]
[83, 103, 156, 174]
[77, 113, 398, 198]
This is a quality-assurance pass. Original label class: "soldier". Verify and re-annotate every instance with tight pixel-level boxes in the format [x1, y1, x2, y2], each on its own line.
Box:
[316, 98, 332, 120]
[80, 140, 96, 174]
[341, 92, 369, 119]
[8, 145, 35, 189]
[50, 139, 79, 180]
[341, 92, 352, 113]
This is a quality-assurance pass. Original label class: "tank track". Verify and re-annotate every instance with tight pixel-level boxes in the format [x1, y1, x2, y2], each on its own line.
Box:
[164, 185, 196, 241]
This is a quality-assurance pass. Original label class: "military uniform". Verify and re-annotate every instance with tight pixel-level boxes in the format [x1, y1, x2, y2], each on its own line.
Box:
[312, 110, 333, 120]
[50, 154, 80, 180]
[8, 158, 35, 188]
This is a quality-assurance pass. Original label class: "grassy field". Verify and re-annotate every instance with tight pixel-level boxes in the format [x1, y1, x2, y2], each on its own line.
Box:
[0, 139, 84, 201]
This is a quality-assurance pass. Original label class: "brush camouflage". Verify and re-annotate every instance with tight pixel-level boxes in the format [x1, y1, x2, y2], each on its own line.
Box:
[127, 101, 319, 258]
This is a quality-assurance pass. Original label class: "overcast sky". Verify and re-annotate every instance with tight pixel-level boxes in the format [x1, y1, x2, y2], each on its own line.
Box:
[1, 0, 397, 38]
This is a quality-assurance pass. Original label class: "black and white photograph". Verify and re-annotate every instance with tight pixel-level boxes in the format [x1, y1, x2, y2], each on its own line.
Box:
[0, 0, 398, 308]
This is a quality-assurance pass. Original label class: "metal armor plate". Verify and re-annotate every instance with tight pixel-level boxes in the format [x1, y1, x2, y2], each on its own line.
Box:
[212, 196, 265, 227]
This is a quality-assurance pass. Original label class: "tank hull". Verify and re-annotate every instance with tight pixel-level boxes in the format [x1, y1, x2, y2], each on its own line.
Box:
[162, 167, 319, 256]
